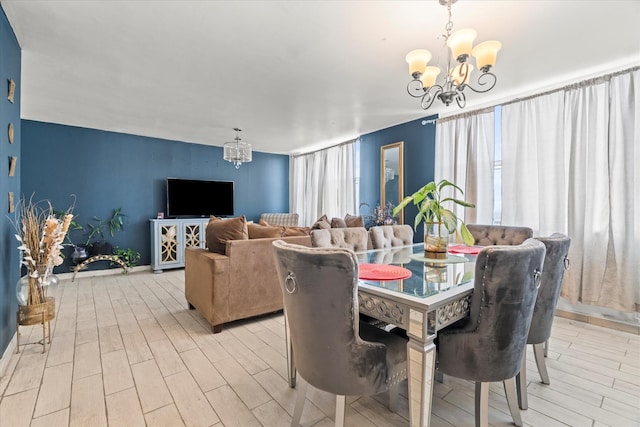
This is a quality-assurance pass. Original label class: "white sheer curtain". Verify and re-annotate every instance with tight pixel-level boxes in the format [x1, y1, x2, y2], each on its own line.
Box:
[291, 141, 357, 226]
[502, 91, 568, 235]
[606, 70, 640, 311]
[563, 70, 639, 311]
[502, 68, 639, 312]
[435, 109, 495, 226]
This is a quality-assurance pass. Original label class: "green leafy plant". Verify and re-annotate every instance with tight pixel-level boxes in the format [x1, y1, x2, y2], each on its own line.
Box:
[393, 179, 476, 246]
[112, 246, 140, 269]
[81, 208, 126, 246]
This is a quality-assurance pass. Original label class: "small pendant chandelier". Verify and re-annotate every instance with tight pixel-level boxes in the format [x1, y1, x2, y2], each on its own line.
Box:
[405, 0, 501, 110]
[223, 127, 252, 169]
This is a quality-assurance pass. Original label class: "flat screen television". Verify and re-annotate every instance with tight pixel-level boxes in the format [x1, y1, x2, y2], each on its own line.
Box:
[166, 178, 234, 217]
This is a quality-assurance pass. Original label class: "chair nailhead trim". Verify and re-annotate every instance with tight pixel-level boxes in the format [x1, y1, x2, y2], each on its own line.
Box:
[386, 368, 408, 386]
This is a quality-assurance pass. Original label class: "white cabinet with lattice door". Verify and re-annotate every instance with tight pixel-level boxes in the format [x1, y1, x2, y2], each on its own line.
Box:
[150, 218, 209, 272]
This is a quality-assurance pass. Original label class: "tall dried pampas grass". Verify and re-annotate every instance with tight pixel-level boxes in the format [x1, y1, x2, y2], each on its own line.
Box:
[13, 196, 74, 305]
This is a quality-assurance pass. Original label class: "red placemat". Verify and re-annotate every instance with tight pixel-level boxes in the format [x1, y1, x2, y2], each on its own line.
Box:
[448, 244, 482, 255]
[359, 264, 412, 281]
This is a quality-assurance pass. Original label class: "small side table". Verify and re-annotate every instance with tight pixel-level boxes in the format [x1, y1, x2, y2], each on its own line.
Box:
[16, 297, 55, 354]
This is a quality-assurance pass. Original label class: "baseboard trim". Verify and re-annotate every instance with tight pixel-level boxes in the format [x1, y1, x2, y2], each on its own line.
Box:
[0, 332, 17, 379]
[555, 309, 640, 335]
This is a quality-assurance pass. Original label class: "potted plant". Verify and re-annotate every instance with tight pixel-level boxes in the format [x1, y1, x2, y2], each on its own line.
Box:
[69, 208, 127, 262]
[393, 179, 475, 259]
[86, 208, 127, 255]
[112, 246, 141, 270]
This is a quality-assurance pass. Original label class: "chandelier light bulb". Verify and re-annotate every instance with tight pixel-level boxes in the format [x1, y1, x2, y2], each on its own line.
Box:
[420, 66, 441, 88]
[472, 40, 502, 72]
[447, 28, 477, 62]
[405, 49, 432, 79]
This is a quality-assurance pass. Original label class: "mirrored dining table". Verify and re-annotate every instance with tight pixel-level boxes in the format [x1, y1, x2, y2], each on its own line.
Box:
[284, 243, 478, 427]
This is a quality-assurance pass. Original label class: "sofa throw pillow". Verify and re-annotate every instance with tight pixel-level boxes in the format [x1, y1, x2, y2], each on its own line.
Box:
[282, 226, 311, 236]
[311, 214, 331, 230]
[331, 217, 347, 228]
[248, 223, 284, 239]
[206, 215, 248, 254]
[344, 213, 364, 228]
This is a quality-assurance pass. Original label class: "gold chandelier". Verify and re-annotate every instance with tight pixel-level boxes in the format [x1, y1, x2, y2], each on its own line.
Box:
[223, 128, 252, 169]
[405, 0, 501, 110]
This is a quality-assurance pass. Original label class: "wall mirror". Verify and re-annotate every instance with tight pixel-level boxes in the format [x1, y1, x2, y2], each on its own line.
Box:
[380, 141, 404, 224]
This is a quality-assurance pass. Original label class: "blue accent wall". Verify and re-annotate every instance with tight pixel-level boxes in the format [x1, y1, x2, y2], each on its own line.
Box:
[0, 7, 21, 358]
[359, 116, 437, 242]
[21, 120, 290, 271]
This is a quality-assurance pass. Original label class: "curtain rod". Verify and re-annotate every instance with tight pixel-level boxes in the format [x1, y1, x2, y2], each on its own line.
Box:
[291, 138, 358, 158]
[502, 65, 639, 107]
[435, 65, 639, 123]
[436, 106, 495, 124]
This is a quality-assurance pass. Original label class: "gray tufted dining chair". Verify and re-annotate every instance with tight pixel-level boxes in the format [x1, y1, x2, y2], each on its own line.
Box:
[517, 233, 571, 410]
[436, 239, 546, 427]
[272, 240, 408, 427]
[310, 227, 369, 252]
[467, 224, 533, 246]
[368, 225, 414, 249]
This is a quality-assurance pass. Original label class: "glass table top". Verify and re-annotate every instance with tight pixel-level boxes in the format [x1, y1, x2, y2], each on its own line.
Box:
[357, 243, 477, 299]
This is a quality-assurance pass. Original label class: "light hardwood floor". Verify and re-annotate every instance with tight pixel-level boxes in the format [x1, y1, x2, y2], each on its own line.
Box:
[0, 270, 638, 427]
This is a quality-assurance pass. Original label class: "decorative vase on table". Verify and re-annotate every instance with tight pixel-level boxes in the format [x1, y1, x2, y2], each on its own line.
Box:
[425, 222, 449, 259]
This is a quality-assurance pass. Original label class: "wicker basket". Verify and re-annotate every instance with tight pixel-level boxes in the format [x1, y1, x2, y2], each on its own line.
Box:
[17, 297, 55, 326]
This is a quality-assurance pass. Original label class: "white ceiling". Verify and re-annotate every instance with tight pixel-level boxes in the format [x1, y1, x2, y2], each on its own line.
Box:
[3, 1, 639, 155]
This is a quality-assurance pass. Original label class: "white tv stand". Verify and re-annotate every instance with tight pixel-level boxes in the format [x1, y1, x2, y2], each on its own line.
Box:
[150, 218, 209, 272]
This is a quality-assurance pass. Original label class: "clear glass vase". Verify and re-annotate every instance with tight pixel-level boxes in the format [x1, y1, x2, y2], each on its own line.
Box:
[16, 272, 58, 306]
[425, 222, 450, 259]
[16, 276, 29, 306]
